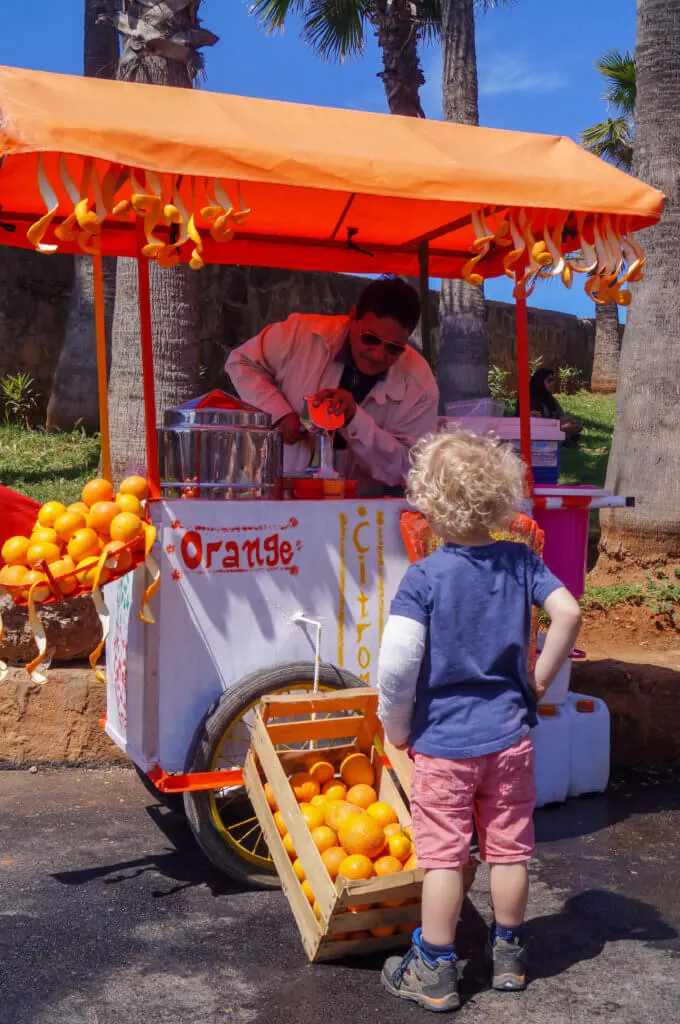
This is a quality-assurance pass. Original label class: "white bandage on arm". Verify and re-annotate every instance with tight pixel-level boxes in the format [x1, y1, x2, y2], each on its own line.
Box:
[377, 614, 427, 749]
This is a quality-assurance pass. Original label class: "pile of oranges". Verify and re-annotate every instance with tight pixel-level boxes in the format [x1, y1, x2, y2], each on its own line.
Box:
[0, 475, 149, 605]
[265, 751, 420, 941]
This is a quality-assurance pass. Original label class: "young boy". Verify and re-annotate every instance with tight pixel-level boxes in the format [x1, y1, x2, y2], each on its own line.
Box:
[378, 432, 582, 1012]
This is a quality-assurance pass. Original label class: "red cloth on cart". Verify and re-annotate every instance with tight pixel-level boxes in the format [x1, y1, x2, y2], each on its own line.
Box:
[0, 485, 40, 547]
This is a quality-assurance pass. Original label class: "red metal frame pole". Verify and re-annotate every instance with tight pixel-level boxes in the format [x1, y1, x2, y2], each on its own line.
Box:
[514, 263, 534, 499]
[92, 252, 112, 484]
[135, 220, 161, 499]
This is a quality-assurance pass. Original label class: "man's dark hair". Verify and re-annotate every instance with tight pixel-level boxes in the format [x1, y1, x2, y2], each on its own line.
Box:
[356, 276, 420, 333]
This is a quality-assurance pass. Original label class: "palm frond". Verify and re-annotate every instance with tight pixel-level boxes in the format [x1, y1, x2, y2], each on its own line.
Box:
[248, 0, 306, 34]
[595, 49, 636, 115]
[580, 116, 634, 171]
[474, 0, 516, 11]
[301, 0, 371, 61]
[418, 0, 443, 43]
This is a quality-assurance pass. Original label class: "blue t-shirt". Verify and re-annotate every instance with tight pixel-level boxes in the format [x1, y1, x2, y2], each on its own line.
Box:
[390, 541, 563, 760]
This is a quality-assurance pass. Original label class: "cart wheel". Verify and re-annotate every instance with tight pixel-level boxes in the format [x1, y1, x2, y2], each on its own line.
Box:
[133, 765, 185, 814]
[183, 661, 364, 889]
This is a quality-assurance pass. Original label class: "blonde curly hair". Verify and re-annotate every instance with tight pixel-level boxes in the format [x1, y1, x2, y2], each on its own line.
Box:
[406, 431, 526, 541]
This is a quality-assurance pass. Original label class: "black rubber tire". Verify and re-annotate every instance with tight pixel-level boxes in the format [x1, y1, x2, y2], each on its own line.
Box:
[183, 661, 364, 889]
[133, 765, 185, 814]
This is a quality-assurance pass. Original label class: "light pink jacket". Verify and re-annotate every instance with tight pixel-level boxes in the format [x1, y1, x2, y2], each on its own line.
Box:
[225, 313, 439, 496]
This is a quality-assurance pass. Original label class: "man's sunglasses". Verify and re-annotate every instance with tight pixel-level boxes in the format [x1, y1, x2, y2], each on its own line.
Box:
[360, 332, 407, 358]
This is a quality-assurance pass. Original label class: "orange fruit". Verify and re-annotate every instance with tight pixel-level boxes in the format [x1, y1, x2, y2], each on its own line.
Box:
[348, 930, 371, 940]
[373, 855, 404, 877]
[312, 900, 323, 921]
[115, 493, 143, 516]
[340, 752, 375, 788]
[273, 811, 287, 838]
[327, 801, 364, 834]
[50, 557, 78, 596]
[109, 512, 144, 545]
[301, 880, 315, 906]
[68, 501, 91, 518]
[87, 501, 120, 536]
[82, 478, 115, 507]
[398, 922, 418, 934]
[119, 475, 149, 501]
[282, 833, 297, 859]
[37, 501, 68, 529]
[30, 527, 60, 547]
[370, 924, 397, 937]
[309, 760, 335, 786]
[1, 535, 31, 566]
[321, 781, 347, 802]
[403, 853, 418, 871]
[333, 933, 349, 942]
[310, 825, 338, 854]
[337, 853, 374, 881]
[366, 802, 399, 828]
[67, 528, 100, 563]
[0, 563, 28, 595]
[54, 510, 87, 544]
[292, 858, 306, 882]
[346, 784, 378, 810]
[388, 832, 413, 863]
[383, 822, 404, 838]
[22, 570, 51, 603]
[299, 803, 325, 831]
[264, 782, 278, 811]
[76, 556, 109, 589]
[103, 540, 133, 573]
[310, 794, 327, 809]
[321, 846, 347, 880]
[288, 772, 320, 803]
[338, 814, 386, 859]
[26, 541, 62, 568]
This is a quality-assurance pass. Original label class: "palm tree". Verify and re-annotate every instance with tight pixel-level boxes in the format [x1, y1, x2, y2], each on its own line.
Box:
[46, 0, 120, 433]
[599, 1, 680, 562]
[582, 50, 636, 394]
[107, 1, 217, 480]
[250, 0, 441, 117]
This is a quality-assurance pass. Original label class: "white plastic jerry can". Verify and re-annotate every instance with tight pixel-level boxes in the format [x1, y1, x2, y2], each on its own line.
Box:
[535, 634, 587, 706]
[566, 693, 611, 797]
[532, 703, 570, 807]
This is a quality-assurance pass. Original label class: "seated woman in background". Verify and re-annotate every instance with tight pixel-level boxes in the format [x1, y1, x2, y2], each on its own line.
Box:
[518, 367, 583, 448]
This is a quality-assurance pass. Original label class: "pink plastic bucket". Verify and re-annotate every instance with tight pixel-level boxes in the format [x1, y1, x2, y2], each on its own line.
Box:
[534, 486, 598, 598]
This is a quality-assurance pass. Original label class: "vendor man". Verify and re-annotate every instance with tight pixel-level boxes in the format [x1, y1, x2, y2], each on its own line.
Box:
[225, 277, 439, 496]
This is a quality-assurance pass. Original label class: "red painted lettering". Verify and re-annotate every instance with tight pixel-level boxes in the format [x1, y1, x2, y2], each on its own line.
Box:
[180, 531, 202, 570]
[206, 541, 222, 569]
[243, 538, 263, 568]
[263, 533, 279, 567]
[279, 540, 293, 565]
[222, 542, 240, 569]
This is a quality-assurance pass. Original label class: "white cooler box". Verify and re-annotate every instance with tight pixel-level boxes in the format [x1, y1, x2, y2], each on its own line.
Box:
[438, 416, 564, 484]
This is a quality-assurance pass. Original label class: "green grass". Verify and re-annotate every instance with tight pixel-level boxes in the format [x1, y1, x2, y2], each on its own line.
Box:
[557, 392, 616, 488]
[0, 425, 101, 506]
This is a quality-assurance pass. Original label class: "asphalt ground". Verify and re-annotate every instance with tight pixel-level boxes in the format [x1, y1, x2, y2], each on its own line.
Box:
[0, 764, 678, 1024]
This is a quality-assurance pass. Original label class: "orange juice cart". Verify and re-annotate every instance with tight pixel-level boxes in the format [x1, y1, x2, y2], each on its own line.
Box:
[0, 66, 663, 891]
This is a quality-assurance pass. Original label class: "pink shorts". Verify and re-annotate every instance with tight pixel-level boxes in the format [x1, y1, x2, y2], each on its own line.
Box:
[410, 736, 536, 870]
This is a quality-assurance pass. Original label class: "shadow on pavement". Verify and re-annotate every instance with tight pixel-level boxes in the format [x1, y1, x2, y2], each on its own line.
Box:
[52, 802, 247, 898]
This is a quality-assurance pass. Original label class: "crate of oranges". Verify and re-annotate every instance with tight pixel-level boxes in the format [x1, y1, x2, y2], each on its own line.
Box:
[244, 687, 423, 962]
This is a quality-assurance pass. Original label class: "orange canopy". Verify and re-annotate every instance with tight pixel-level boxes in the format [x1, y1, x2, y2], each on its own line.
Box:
[0, 64, 664, 287]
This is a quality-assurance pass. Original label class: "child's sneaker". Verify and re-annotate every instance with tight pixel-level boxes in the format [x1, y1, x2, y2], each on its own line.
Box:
[487, 934, 527, 991]
[381, 928, 460, 1012]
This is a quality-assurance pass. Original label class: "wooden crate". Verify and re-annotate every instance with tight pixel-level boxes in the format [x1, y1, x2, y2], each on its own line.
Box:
[244, 687, 424, 962]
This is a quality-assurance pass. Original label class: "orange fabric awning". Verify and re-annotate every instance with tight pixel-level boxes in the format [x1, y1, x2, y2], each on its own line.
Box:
[0, 65, 664, 286]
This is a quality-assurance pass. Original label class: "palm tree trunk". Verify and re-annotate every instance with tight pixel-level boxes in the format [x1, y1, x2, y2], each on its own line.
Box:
[108, 1, 216, 480]
[599, 0, 680, 562]
[373, 1, 425, 117]
[437, 0, 489, 406]
[46, 0, 119, 433]
[590, 302, 621, 393]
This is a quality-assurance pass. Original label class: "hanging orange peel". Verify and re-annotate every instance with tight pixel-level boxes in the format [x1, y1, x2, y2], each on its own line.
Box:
[462, 205, 646, 306]
[26, 579, 50, 685]
[27, 158, 251, 269]
[0, 606, 7, 683]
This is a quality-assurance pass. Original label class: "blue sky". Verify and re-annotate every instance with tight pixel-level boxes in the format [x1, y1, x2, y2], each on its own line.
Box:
[1, 0, 636, 318]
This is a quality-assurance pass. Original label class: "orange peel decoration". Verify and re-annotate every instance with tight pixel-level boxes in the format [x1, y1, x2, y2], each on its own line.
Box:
[139, 522, 160, 625]
[88, 546, 115, 684]
[26, 580, 49, 685]
[503, 212, 527, 280]
[462, 206, 495, 286]
[27, 154, 60, 254]
[187, 179, 204, 271]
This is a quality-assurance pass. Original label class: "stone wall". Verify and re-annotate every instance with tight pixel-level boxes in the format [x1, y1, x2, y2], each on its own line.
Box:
[0, 249, 595, 417]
